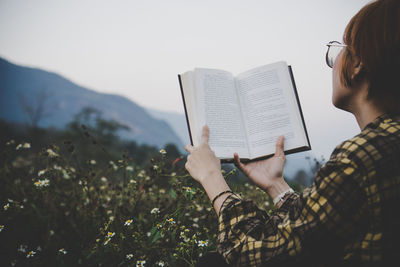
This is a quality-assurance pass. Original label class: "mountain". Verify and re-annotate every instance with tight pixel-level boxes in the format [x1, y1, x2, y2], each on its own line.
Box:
[0, 57, 183, 149]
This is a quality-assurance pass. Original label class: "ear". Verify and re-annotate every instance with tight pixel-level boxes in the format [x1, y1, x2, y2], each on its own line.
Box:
[351, 58, 363, 80]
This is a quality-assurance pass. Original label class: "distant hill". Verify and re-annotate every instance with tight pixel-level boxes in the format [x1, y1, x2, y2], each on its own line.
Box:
[0, 57, 183, 149]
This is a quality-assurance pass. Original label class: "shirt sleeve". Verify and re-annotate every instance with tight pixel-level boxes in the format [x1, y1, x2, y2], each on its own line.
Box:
[217, 154, 366, 266]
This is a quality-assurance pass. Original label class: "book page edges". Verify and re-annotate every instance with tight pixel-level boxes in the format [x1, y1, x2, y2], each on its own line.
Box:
[178, 73, 196, 146]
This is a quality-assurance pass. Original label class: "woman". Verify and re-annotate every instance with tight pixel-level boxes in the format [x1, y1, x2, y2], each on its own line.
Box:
[185, 0, 400, 266]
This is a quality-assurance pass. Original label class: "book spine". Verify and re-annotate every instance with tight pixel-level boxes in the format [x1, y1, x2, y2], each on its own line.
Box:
[288, 66, 311, 151]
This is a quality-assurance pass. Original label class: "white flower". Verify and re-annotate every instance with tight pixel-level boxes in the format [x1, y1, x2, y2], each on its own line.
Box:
[150, 208, 160, 214]
[107, 232, 115, 238]
[159, 149, 166, 155]
[157, 260, 165, 266]
[4, 203, 9, 210]
[16, 144, 22, 150]
[0, 225, 4, 232]
[18, 244, 27, 253]
[197, 240, 208, 247]
[101, 177, 108, 182]
[46, 148, 58, 158]
[90, 160, 96, 165]
[58, 248, 67, 254]
[130, 179, 137, 184]
[53, 164, 62, 170]
[166, 218, 175, 224]
[34, 179, 50, 188]
[8, 199, 13, 203]
[26, 250, 36, 258]
[136, 260, 146, 267]
[6, 139, 15, 146]
[153, 165, 159, 170]
[159, 189, 165, 194]
[124, 219, 133, 226]
[23, 143, 31, 148]
[38, 169, 46, 176]
[103, 238, 111, 245]
[126, 166, 134, 171]
[126, 253, 134, 260]
[62, 169, 70, 179]
[184, 186, 195, 194]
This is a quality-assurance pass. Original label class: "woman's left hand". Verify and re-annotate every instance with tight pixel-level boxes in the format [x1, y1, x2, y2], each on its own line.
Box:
[184, 125, 221, 184]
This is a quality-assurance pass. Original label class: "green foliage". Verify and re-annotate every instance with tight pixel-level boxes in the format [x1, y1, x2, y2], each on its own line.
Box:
[0, 113, 310, 266]
[0, 137, 281, 267]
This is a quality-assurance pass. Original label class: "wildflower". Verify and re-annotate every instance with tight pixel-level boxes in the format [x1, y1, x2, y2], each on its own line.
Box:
[138, 170, 146, 177]
[53, 164, 62, 170]
[50, 230, 55, 236]
[126, 254, 134, 260]
[172, 157, 182, 165]
[23, 143, 31, 148]
[18, 245, 27, 253]
[4, 203, 9, 210]
[153, 165, 159, 170]
[166, 218, 175, 224]
[38, 169, 46, 176]
[62, 169, 70, 179]
[58, 248, 67, 254]
[109, 161, 118, 170]
[184, 186, 196, 194]
[159, 148, 166, 155]
[197, 240, 208, 247]
[26, 250, 36, 258]
[6, 139, 15, 145]
[101, 177, 108, 183]
[46, 148, 58, 158]
[124, 219, 133, 226]
[107, 232, 115, 238]
[157, 261, 165, 266]
[70, 167, 76, 172]
[104, 239, 111, 245]
[159, 189, 165, 194]
[126, 166, 134, 171]
[0, 225, 4, 232]
[34, 179, 50, 188]
[171, 172, 176, 176]
[130, 179, 137, 184]
[109, 216, 115, 221]
[136, 260, 146, 267]
[193, 218, 199, 223]
[16, 144, 22, 150]
[150, 208, 160, 214]
[156, 223, 162, 229]
[90, 160, 96, 165]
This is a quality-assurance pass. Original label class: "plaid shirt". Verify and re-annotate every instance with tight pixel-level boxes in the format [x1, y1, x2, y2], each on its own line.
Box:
[217, 113, 400, 266]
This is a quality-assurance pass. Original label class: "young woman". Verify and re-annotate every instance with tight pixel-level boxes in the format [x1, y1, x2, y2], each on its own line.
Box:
[185, 0, 400, 266]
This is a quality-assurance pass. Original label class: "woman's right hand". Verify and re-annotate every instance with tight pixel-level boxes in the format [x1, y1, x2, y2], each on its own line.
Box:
[234, 136, 287, 194]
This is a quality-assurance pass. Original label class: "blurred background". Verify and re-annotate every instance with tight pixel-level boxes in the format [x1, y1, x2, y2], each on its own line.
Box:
[0, 0, 371, 183]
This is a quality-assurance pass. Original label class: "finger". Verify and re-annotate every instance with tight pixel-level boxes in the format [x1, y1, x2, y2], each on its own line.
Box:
[233, 153, 246, 172]
[185, 144, 194, 153]
[274, 136, 285, 158]
[200, 125, 210, 144]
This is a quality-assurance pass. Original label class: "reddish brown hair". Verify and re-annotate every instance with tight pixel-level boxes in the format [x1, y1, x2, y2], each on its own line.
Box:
[341, 0, 400, 109]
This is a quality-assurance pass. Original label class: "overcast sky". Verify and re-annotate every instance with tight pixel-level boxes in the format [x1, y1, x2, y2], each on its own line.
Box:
[0, 0, 372, 159]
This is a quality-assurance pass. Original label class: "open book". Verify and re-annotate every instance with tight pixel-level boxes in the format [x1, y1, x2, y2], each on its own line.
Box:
[178, 61, 311, 163]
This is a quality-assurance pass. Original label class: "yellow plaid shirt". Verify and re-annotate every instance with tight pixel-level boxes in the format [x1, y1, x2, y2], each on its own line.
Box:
[217, 113, 400, 266]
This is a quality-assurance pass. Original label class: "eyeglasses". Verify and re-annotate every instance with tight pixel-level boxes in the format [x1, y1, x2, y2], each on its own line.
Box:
[326, 41, 347, 68]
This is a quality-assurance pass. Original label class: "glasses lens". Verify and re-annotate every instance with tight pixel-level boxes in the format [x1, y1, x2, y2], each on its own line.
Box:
[326, 41, 344, 68]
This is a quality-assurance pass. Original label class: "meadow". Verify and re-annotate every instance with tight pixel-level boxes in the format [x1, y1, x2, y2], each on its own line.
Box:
[0, 116, 306, 267]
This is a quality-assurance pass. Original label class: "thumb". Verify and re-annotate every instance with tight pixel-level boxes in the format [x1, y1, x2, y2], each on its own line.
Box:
[274, 136, 285, 158]
[201, 125, 210, 144]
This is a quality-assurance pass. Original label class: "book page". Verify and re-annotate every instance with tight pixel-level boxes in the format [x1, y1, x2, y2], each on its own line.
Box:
[194, 68, 249, 159]
[236, 62, 308, 159]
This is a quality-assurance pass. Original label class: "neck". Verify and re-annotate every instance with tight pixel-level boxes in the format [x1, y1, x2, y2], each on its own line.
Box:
[350, 90, 385, 130]
[353, 104, 384, 130]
